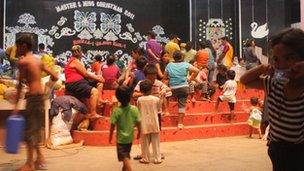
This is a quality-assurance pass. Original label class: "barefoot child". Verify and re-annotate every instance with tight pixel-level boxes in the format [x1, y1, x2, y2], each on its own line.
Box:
[247, 97, 262, 138]
[137, 80, 162, 164]
[14, 34, 59, 171]
[215, 70, 237, 120]
[109, 85, 141, 171]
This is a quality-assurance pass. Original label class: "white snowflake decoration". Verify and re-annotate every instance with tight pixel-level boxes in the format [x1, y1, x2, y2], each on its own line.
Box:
[57, 17, 67, 26]
[152, 25, 165, 35]
[119, 32, 137, 43]
[49, 26, 59, 35]
[138, 41, 146, 49]
[74, 10, 97, 33]
[77, 29, 93, 40]
[6, 25, 47, 35]
[93, 29, 103, 39]
[134, 32, 143, 41]
[56, 51, 72, 64]
[103, 31, 118, 41]
[18, 13, 36, 26]
[206, 19, 225, 27]
[100, 13, 121, 35]
[113, 50, 131, 66]
[87, 50, 110, 62]
[54, 27, 76, 39]
[126, 23, 134, 33]
[152, 25, 168, 43]
[38, 35, 54, 47]
[5, 34, 15, 48]
[5, 13, 52, 49]
[114, 50, 123, 56]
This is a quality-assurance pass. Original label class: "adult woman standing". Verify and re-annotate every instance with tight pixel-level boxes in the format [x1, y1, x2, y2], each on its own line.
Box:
[164, 51, 199, 129]
[205, 40, 217, 83]
[65, 45, 104, 118]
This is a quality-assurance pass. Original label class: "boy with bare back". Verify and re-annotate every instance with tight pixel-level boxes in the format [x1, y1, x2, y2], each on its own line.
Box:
[14, 34, 58, 171]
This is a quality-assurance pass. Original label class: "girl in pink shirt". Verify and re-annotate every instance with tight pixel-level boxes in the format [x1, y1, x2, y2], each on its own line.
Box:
[102, 54, 120, 89]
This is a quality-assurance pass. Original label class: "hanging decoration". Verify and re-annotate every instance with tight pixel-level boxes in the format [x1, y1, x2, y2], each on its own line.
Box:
[198, 18, 233, 49]
[250, 22, 269, 39]
[197, 0, 233, 48]
[5, 7, 169, 67]
[5, 13, 54, 52]
[250, 0, 269, 39]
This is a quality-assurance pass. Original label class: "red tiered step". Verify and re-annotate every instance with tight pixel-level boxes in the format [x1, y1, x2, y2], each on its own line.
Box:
[72, 89, 264, 146]
[88, 112, 249, 131]
[72, 122, 250, 146]
[168, 99, 252, 114]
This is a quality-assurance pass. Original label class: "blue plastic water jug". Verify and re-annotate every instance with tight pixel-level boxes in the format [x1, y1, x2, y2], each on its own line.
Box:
[5, 115, 25, 154]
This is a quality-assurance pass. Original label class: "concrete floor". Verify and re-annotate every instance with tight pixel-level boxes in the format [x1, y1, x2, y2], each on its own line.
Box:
[0, 136, 272, 171]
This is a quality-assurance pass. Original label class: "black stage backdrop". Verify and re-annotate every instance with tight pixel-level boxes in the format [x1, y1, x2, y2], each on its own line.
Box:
[192, 0, 239, 56]
[241, 0, 300, 55]
[4, 0, 189, 65]
[3, 0, 299, 63]
[192, 0, 298, 57]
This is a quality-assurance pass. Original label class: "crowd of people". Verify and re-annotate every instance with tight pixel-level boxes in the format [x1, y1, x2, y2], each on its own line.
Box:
[1, 27, 303, 171]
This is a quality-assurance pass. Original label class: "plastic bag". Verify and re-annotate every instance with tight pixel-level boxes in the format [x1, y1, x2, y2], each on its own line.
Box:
[50, 110, 73, 147]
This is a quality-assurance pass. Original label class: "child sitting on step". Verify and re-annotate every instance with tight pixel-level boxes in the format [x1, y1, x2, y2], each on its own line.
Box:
[137, 79, 162, 164]
[102, 54, 120, 90]
[192, 65, 211, 101]
[129, 57, 147, 88]
[247, 97, 262, 138]
[215, 70, 237, 120]
[109, 85, 141, 171]
[120, 47, 145, 86]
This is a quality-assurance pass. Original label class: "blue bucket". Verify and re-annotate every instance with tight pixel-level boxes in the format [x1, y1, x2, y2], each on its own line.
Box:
[5, 115, 25, 154]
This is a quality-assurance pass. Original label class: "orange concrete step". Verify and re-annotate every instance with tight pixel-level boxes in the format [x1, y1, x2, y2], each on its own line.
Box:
[168, 100, 251, 114]
[72, 122, 250, 146]
[55, 89, 264, 102]
[89, 111, 249, 131]
[97, 98, 252, 117]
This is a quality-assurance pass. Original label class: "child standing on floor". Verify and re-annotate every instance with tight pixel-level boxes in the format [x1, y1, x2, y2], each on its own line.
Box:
[215, 70, 237, 120]
[14, 34, 59, 171]
[247, 97, 262, 138]
[137, 79, 162, 164]
[109, 85, 141, 171]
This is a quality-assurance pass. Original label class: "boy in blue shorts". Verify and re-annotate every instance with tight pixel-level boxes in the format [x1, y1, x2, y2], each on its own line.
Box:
[109, 85, 141, 171]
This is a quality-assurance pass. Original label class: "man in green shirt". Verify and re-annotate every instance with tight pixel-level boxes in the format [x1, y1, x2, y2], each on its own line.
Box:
[109, 85, 141, 171]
